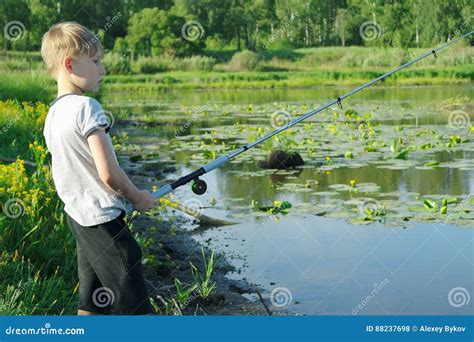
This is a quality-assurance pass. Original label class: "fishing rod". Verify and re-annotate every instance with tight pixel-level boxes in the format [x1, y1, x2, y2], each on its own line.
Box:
[126, 31, 473, 215]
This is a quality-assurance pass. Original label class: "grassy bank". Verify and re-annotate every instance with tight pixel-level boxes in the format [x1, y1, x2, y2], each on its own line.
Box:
[0, 100, 77, 314]
[1, 65, 472, 104]
[0, 73, 56, 103]
[101, 66, 473, 92]
[0, 100, 218, 315]
[0, 46, 472, 102]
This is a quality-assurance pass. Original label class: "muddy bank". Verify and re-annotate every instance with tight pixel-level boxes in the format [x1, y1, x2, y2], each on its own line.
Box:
[121, 157, 293, 315]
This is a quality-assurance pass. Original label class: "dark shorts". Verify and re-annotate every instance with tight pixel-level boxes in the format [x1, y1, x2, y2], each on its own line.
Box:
[67, 211, 154, 315]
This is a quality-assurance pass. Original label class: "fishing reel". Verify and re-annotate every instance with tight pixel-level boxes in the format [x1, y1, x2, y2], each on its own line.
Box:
[191, 177, 207, 195]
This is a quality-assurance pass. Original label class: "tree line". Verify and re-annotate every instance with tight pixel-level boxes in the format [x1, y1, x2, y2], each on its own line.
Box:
[1, 0, 472, 57]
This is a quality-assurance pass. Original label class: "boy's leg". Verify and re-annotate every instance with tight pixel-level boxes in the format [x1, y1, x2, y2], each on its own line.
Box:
[76, 243, 112, 315]
[68, 218, 112, 315]
[68, 212, 154, 315]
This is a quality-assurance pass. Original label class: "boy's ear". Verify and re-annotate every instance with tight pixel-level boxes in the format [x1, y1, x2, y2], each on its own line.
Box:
[63, 56, 73, 74]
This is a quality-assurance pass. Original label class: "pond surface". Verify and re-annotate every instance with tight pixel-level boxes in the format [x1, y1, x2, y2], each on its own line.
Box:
[105, 85, 473, 315]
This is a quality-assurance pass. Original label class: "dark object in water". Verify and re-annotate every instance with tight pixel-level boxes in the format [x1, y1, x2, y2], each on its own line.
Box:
[259, 149, 304, 169]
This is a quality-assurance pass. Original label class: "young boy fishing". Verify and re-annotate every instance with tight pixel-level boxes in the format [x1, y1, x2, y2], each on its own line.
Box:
[41, 22, 155, 315]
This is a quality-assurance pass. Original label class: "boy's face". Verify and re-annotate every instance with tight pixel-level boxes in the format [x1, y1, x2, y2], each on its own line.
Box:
[67, 51, 106, 93]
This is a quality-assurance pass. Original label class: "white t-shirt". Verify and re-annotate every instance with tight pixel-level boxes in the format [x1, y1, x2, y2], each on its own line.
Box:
[43, 94, 125, 226]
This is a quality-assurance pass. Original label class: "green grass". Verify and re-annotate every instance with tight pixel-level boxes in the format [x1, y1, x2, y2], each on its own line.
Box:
[0, 72, 55, 103]
[0, 46, 471, 98]
[0, 100, 217, 315]
[2, 67, 470, 101]
[0, 100, 78, 314]
[101, 66, 473, 92]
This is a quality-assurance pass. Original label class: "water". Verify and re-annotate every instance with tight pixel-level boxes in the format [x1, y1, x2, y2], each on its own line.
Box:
[104, 85, 473, 315]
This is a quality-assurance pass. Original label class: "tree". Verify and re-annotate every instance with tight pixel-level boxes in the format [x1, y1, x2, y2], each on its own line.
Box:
[125, 7, 202, 58]
[335, 8, 348, 46]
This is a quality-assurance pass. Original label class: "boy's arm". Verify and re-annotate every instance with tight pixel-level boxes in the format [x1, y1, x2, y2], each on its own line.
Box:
[87, 130, 154, 212]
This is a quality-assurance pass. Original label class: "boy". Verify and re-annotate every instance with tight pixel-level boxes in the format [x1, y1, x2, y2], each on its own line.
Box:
[41, 22, 155, 315]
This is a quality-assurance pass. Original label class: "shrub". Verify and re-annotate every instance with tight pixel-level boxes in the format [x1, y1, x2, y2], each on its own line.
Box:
[103, 52, 131, 75]
[112, 37, 129, 56]
[339, 52, 362, 68]
[227, 50, 262, 71]
[131, 56, 171, 74]
[176, 56, 217, 71]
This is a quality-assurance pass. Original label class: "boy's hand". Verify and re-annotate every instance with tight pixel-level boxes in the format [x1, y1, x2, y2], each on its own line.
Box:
[132, 190, 155, 213]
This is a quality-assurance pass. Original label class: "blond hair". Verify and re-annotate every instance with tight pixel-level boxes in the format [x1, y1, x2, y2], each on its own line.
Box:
[41, 22, 103, 78]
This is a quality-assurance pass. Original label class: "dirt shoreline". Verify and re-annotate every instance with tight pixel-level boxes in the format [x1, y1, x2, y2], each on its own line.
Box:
[122, 158, 292, 316]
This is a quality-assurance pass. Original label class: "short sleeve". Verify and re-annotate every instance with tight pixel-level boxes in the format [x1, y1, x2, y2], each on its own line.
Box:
[76, 98, 110, 138]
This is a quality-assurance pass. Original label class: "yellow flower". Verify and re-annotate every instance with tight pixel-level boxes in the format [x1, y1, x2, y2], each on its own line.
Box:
[325, 156, 331, 161]
[350, 179, 356, 187]
[273, 200, 282, 207]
